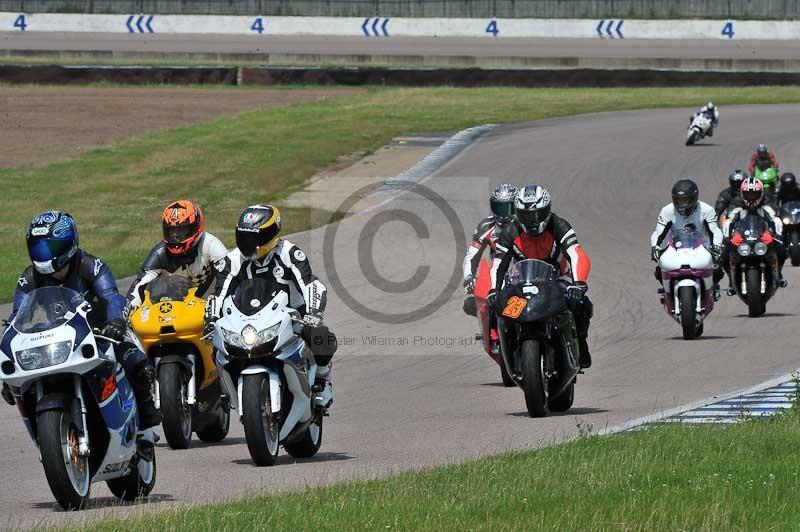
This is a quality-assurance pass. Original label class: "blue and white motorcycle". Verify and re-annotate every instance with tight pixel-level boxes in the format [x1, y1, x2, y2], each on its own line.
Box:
[0, 286, 156, 510]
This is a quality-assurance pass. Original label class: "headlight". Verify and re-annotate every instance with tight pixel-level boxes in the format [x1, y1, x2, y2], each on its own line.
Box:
[754, 242, 768, 256]
[257, 323, 281, 343]
[221, 327, 244, 348]
[784, 217, 793, 225]
[15, 341, 72, 371]
[221, 323, 281, 350]
[241, 325, 257, 347]
[737, 243, 752, 256]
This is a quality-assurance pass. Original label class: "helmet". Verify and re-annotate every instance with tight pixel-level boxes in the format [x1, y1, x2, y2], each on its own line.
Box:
[728, 169, 748, 191]
[757, 143, 768, 157]
[514, 185, 552, 235]
[26, 211, 79, 275]
[671, 179, 699, 216]
[706, 101, 715, 111]
[162, 200, 204, 255]
[490, 183, 518, 225]
[236, 205, 281, 260]
[741, 177, 764, 208]
[780, 172, 798, 192]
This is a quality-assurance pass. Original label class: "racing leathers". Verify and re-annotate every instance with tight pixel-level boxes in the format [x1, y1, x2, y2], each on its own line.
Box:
[723, 205, 787, 287]
[748, 151, 779, 174]
[127, 232, 228, 308]
[490, 215, 593, 368]
[650, 201, 724, 289]
[779, 186, 800, 205]
[462, 216, 502, 315]
[9, 250, 160, 427]
[212, 239, 334, 407]
[714, 187, 742, 220]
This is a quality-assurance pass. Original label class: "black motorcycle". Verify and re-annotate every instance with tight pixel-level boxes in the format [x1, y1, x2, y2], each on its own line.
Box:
[729, 213, 779, 317]
[496, 259, 580, 417]
[780, 201, 800, 266]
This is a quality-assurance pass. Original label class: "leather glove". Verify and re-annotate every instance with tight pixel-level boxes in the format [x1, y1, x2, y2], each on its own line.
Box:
[1, 382, 15, 406]
[566, 282, 589, 300]
[101, 318, 127, 343]
[651, 246, 661, 262]
[486, 290, 497, 312]
[710, 245, 722, 262]
[463, 275, 475, 295]
[303, 313, 324, 328]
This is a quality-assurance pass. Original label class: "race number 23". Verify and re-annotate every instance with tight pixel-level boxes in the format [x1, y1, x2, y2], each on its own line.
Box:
[502, 296, 527, 319]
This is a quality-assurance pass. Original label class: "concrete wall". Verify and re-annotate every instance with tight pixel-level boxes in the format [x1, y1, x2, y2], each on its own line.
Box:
[1, 0, 799, 19]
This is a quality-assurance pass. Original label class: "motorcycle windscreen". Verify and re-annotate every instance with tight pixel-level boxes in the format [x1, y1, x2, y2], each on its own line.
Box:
[733, 214, 769, 241]
[232, 277, 285, 316]
[13, 286, 85, 333]
[146, 274, 192, 302]
[669, 222, 706, 249]
[500, 259, 566, 322]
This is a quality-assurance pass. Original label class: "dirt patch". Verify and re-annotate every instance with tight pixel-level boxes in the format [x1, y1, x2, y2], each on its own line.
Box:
[0, 86, 359, 168]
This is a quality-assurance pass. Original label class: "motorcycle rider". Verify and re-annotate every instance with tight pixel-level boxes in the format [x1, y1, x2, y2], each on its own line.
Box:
[650, 179, 724, 300]
[715, 169, 747, 222]
[1, 211, 161, 428]
[462, 184, 518, 316]
[488, 185, 593, 369]
[210, 205, 335, 408]
[127, 200, 228, 308]
[778, 172, 800, 205]
[690, 101, 720, 137]
[748, 144, 779, 174]
[723, 177, 787, 292]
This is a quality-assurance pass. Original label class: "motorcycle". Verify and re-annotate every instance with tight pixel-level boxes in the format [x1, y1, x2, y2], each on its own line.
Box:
[657, 224, 715, 340]
[472, 258, 514, 387]
[496, 259, 580, 417]
[780, 201, 800, 266]
[129, 274, 229, 449]
[212, 278, 324, 466]
[0, 287, 156, 510]
[729, 213, 780, 317]
[686, 113, 712, 145]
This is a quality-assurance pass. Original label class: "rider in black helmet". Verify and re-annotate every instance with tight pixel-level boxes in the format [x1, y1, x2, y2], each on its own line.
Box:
[778, 172, 800, 205]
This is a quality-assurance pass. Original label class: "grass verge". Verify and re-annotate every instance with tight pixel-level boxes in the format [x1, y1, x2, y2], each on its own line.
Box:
[62, 404, 800, 531]
[4, 85, 800, 300]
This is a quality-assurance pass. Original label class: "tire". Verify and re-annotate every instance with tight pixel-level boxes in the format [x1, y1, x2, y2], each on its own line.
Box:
[242, 373, 280, 467]
[38, 409, 91, 510]
[159, 363, 192, 449]
[499, 358, 515, 387]
[746, 268, 764, 317]
[548, 378, 575, 412]
[686, 131, 696, 146]
[196, 398, 230, 443]
[284, 414, 323, 459]
[106, 444, 156, 501]
[790, 231, 800, 267]
[520, 339, 548, 418]
[679, 286, 698, 340]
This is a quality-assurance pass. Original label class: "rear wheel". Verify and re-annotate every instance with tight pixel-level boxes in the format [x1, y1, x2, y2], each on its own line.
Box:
[679, 286, 698, 340]
[159, 363, 192, 449]
[38, 409, 91, 510]
[284, 414, 323, 459]
[107, 443, 156, 501]
[790, 231, 800, 267]
[548, 378, 575, 412]
[746, 268, 764, 317]
[242, 373, 280, 466]
[520, 339, 548, 417]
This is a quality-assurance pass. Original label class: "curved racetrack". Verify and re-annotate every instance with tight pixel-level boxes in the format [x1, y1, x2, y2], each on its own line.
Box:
[2, 105, 799, 527]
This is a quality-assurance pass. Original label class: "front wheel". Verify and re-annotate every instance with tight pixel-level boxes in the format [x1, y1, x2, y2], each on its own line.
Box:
[284, 414, 323, 459]
[746, 268, 764, 317]
[159, 363, 192, 449]
[790, 231, 800, 267]
[520, 339, 548, 417]
[678, 286, 698, 340]
[106, 443, 156, 501]
[38, 409, 91, 510]
[242, 373, 280, 466]
[686, 131, 696, 146]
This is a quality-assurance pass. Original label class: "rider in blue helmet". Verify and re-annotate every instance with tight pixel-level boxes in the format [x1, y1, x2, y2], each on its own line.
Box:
[1, 211, 160, 428]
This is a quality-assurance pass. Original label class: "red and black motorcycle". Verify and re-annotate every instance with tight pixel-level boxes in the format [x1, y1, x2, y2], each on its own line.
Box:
[470, 258, 514, 387]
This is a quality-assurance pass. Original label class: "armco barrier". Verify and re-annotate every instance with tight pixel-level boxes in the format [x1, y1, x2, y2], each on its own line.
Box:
[2, 13, 800, 39]
[4, 64, 800, 87]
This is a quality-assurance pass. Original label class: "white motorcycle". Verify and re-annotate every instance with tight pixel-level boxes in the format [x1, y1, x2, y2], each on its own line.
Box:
[657, 226, 716, 340]
[212, 278, 324, 466]
[686, 113, 712, 145]
[0, 287, 156, 510]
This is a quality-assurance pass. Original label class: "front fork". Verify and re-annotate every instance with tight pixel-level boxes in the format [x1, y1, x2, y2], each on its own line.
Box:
[73, 375, 90, 457]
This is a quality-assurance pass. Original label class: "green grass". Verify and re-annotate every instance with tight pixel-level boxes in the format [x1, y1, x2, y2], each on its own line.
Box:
[64, 405, 800, 531]
[5, 85, 800, 301]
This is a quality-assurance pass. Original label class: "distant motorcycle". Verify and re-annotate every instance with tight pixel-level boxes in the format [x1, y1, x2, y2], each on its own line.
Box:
[686, 114, 712, 145]
[496, 259, 581, 417]
[729, 213, 780, 317]
[657, 225, 716, 339]
[0, 287, 156, 509]
[472, 258, 514, 387]
[213, 278, 324, 466]
[779, 201, 800, 266]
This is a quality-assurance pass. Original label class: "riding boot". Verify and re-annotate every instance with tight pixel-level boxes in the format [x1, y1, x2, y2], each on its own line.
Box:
[578, 335, 592, 369]
[314, 364, 333, 409]
[133, 362, 161, 430]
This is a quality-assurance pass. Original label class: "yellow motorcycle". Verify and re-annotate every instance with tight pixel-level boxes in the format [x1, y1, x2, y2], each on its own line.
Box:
[130, 274, 229, 449]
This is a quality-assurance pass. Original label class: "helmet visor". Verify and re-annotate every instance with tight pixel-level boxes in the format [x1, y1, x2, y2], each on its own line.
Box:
[516, 205, 551, 231]
[490, 198, 514, 219]
[236, 223, 279, 259]
[742, 188, 763, 206]
[28, 238, 73, 263]
[163, 224, 197, 245]
[673, 193, 697, 215]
